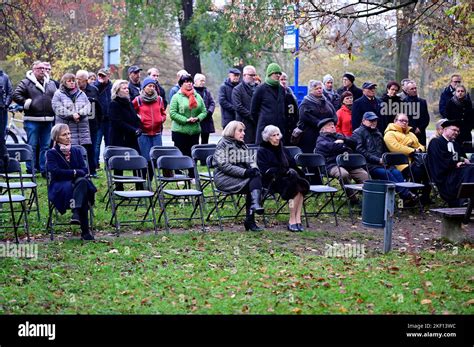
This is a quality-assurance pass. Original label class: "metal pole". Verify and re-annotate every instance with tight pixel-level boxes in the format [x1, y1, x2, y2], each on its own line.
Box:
[383, 184, 395, 253]
[294, 26, 299, 91]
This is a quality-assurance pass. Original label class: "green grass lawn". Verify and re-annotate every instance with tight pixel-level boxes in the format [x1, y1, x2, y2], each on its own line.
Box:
[1, 232, 473, 314]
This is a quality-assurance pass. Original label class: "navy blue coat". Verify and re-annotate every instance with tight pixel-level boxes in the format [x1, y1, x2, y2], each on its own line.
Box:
[219, 79, 238, 128]
[46, 145, 96, 214]
[351, 95, 383, 132]
[194, 86, 216, 134]
[109, 97, 142, 152]
[93, 80, 112, 120]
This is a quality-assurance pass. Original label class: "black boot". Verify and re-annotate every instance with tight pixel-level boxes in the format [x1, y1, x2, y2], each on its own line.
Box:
[250, 189, 264, 215]
[80, 209, 95, 240]
[70, 209, 80, 225]
[244, 214, 263, 232]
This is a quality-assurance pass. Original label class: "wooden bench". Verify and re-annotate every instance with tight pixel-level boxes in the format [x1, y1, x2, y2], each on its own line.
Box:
[430, 183, 474, 243]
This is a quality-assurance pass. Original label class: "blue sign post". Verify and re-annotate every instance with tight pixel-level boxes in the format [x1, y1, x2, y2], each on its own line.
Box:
[103, 34, 121, 69]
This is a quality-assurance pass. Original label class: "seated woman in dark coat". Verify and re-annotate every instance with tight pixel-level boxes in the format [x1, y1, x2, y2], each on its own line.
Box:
[213, 121, 264, 232]
[46, 124, 97, 240]
[257, 125, 309, 232]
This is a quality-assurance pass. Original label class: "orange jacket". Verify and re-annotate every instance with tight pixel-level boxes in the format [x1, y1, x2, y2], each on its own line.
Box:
[336, 104, 352, 136]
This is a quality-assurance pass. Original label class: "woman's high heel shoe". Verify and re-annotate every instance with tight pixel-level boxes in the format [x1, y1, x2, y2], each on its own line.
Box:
[287, 224, 300, 232]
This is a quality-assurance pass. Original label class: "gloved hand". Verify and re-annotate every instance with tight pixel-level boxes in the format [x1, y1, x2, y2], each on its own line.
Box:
[286, 168, 298, 177]
[135, 128, 143, 137]
[244, 167, 260, 178]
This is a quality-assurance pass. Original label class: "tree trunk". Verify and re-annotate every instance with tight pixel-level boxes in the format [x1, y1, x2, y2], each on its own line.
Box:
[178, 0, 202, 76]
[395, 4, 415, 82]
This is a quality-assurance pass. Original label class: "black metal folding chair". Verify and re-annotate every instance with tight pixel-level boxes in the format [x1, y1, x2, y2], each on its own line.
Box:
[382, 152, 425, 213]
[0, 158, 30, 243]
[295, 153, 339, 227]
[335, 153, 370, 224]
[191, 147, 216, 202]
[420, 152, 442, 203]
[205, 155, 247, 231]
[156, 155, 205, 233]
[107, 155, 157, 235]
[4, 148, 40, 220]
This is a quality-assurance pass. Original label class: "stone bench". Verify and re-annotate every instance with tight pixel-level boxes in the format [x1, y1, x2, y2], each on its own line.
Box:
[430, 207, 472, 243]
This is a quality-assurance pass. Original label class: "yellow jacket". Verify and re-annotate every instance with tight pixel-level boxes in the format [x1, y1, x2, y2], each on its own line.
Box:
[383, 123, 425, 171]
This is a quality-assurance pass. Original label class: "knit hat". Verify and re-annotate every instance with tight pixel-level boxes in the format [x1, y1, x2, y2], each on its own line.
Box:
[323, 74, 334, 84]
[343, 72, 355, 83]
[142, 77, 156, 89]
[266, 63, 282, 77]
[341, 91, 353, 101]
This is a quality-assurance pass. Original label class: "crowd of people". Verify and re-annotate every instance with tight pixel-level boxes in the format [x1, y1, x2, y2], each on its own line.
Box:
[0, 60, 473, 237]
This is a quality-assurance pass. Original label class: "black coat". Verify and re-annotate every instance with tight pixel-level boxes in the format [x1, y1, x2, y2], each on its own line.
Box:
[256, 141, 309, 200]
[315, 132, 357, 171]
[219, 78, 238, 128]
[427, 135, 474, 204]
[82, 84, 103, 130]
[232, 81, 257, 143]
[195, 86, 216, 134]
[337, 84, 363, 101]
[402, 95, 430, 146]
[439, 85, 456, 118]
[156, 82, 167, 109]
[250, 83, 286, 145]
[46, 145, 96, 214]
[352, 124, 385, 171]
[109, 97, 142, 152]
[380, 93, 401, 126]
[297, 96, 337, 153]
[283, 88, 299, 146]
[128, 81, 141, 102]
[351, 95, 383, 133]
[446, 96, 473, 144]
[93, 80, 112, 120]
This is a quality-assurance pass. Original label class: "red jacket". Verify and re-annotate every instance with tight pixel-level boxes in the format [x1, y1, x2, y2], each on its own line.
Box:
[336, 104, 352, 137]
[132, 95, 166, 135]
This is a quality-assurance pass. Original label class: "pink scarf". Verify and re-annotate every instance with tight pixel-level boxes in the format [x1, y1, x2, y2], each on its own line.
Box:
[59, 144, 72, 162]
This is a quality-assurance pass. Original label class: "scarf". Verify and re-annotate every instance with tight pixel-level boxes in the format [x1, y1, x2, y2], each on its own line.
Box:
[180, 86, 197, 110]
[451, 95, 465, 107]
[60, 85, 80, 102]
[265, 76, 280, 87]
[304, 93, 325, 105]
[59, 143, 72, 162]
[140, 89, 158, 103]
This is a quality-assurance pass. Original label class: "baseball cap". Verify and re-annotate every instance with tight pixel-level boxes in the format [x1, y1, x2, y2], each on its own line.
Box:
[128, 65, 142, 74]
[228, 68, 241, 75]
[363, 112, 378, 121]
[362, 82, 377, 89]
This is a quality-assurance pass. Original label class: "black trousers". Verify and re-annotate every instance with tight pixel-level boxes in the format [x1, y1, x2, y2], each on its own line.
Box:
[172, 131, 200, 178]
[73, 177, 90, 233]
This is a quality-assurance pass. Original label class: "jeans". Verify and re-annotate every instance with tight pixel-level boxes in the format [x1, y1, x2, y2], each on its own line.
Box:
[1, 108, 7, 138]
[370, 167, 411, 199]
[138, 134, 162, 162]
[95, 119, 110, 166]
[24, 121, 52, 174]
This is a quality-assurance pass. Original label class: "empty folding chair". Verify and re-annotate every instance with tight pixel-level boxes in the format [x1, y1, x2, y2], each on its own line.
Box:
[0, 158, 30, 243]
[4, 148, 40, 220]
[295, 153, 338, 227]
[107, 155, 157, 235]
[191, 147, 216, 201]
[156, 155, 205, 232]
[335, 153, 370, 224]
[284, 146, 302, 159]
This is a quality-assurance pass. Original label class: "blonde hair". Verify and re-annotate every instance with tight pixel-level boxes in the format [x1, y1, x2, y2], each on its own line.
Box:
[222, 121, 245, 138]
[111, 80, 128, 100]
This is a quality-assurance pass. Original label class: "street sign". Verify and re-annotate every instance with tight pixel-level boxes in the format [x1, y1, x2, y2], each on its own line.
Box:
[284, 24, 296, 50]
[103, 34, 120, 68]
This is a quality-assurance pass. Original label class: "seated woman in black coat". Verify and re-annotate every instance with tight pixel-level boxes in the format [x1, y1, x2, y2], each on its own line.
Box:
[257, 125, 309, 232]
[46, 124, 97, 240]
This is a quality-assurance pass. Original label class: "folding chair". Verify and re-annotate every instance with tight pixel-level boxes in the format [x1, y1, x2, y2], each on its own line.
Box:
[102, 146, 145, 207]
[0, 158, 30, 243]
[73, 145, 90, 174]
[205, 155, 247, 231]
[295, 153, 338, 227]
[382, 152, 425, 213]
[191, 147, 216, 201]
[107, 155, 157, 235]
[335, 153, 370, 224]
[420, 152, 441, 203]
[156, 155, 205, 232]
[285, 146, 303, 160]
[4, 148, 40, 220]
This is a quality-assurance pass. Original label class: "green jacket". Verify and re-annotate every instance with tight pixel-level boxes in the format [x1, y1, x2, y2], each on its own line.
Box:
[170, 90, 207, 135]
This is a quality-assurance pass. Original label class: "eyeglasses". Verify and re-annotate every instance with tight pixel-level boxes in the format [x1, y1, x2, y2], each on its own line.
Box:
[452, 80, 461, 83]
[34, 67, 46, 70]
[245, 74, 256, 77]
[397, 119, 409, 123]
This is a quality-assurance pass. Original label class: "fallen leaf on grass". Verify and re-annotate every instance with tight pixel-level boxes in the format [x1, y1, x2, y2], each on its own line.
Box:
[241, 305, 249, 313]
[108, 249, 119, 254]
[465, 299, 474, 306]
[292, 307, 302, 314]
[421, 299, 432, 305]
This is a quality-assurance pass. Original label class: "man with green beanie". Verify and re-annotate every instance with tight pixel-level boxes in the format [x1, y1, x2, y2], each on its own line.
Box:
[250, 63, 286, 144]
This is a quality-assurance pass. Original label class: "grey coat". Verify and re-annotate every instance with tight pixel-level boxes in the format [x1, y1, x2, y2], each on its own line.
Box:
[52, 89, 92, 145]
[213, 136, 257, 193]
